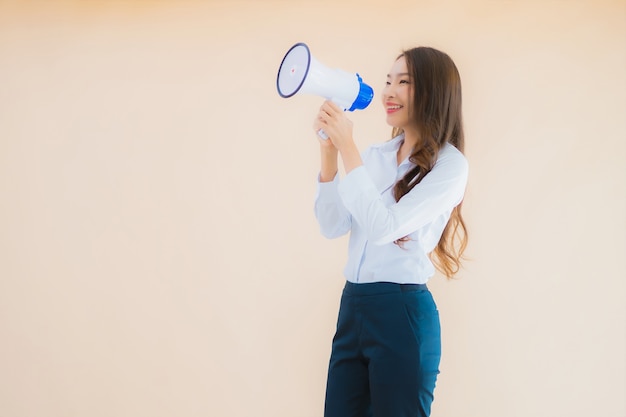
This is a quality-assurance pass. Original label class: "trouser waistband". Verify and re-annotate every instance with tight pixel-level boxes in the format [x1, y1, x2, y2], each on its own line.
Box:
[343, 281, 428, 296]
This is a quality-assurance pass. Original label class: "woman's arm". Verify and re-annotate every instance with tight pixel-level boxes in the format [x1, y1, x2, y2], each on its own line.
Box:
[313, 107, 352, 238]
[319, 146, 339, 183]
[315, 100, 364, 175]
[338, 148, 468, 244]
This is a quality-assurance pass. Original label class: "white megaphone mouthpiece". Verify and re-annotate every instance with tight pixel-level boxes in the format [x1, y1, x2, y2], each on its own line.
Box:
[276, 42, 374, 119]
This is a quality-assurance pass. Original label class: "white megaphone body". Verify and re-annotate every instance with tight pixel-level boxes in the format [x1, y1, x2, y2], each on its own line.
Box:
[276, 42, 374, 139]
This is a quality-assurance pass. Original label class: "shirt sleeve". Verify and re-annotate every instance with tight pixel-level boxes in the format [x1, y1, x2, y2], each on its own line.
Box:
[314, 172, 352, 239]
[337, 149, 468, 245]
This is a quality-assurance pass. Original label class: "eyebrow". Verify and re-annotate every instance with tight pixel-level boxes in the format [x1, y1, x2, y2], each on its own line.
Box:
[386, 73, 411, 77]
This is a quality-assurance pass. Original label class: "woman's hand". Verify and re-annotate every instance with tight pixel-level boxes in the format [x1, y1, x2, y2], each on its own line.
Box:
[314, 100, 354, 151]
[313, 100, 363, 175]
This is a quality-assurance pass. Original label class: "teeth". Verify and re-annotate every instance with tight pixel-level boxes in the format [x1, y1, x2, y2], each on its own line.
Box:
[388, 105, 401, 110]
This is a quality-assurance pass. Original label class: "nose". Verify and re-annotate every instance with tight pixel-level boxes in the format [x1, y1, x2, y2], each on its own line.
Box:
[382, 83, 395, 102]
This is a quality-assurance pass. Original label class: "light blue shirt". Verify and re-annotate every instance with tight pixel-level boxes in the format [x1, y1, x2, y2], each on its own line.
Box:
[314, 134, 468, 284]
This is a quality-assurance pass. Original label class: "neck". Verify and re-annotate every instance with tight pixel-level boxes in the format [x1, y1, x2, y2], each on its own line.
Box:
[402, 127, 421, 149]
[400, 128, 422, 156]
[397, 129, 421, 165]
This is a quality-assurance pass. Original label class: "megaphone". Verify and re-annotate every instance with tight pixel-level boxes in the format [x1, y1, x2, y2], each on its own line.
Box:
[276, 42, 374, 139]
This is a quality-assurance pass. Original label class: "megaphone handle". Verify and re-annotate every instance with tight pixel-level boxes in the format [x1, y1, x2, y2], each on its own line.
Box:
[317, 129, 329, 140]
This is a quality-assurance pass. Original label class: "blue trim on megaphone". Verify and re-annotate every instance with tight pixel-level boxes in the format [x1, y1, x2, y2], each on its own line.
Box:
[276, 42, 311, 98]
[348, 74, 374, 111]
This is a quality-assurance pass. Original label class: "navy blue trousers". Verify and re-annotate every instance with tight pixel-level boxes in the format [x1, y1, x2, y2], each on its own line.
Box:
[324, 281, 441, 417]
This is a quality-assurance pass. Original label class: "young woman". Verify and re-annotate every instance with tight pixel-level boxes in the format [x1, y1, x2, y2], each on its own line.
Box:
[313, 47, 469, 417]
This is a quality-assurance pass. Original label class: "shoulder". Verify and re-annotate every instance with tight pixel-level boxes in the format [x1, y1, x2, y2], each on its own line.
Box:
[436, 143, 468, 173]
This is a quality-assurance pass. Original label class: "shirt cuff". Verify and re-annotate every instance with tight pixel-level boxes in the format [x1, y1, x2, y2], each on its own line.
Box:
[315, 172, 342, 204]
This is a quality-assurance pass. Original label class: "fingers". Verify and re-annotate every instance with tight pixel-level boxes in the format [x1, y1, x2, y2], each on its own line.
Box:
[316, 100, 343, 128]
[319, 100, 342, 120]
[313, 110, 333, 145]
[312, 117, 327, 136]
[313, 100, 351, 148]
[314, 101, 334, 133]
[322, 100, 342, 113]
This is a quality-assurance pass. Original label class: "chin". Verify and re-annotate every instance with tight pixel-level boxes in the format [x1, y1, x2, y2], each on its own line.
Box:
[385, 116, 399, 127]
[386, 120, 404, 130]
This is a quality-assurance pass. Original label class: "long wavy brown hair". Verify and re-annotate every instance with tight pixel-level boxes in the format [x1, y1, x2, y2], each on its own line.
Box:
[392, 47, 468, 278]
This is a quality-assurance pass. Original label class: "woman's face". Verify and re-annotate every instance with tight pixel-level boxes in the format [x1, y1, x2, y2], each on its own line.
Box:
[382, 56, 415, 130]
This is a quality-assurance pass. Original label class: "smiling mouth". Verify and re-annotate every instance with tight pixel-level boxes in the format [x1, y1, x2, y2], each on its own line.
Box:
[386, 105, 403, 113]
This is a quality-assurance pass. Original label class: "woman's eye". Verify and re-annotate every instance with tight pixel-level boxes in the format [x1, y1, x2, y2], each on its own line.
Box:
[400, 80, 410, 84]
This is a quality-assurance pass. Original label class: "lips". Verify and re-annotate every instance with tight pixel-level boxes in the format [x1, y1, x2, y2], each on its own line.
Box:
[386, 103, 403, 114]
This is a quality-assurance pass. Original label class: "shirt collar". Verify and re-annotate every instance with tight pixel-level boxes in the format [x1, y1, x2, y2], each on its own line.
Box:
[383, 133, 414, 168]
[378, 133, 405, 153]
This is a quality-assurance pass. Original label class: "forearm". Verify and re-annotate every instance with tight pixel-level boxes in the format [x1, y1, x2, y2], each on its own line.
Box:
[319, 147, 339, 183]
[338, 141, 363, 174]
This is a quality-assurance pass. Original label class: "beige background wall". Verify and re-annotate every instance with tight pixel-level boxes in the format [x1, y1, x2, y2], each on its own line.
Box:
[1, 1, 624, 416]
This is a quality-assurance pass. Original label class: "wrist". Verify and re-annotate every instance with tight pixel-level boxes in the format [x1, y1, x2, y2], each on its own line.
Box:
[320, 144, 338, 156]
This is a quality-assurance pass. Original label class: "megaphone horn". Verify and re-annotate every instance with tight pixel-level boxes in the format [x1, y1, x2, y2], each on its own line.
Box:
[276, 42, 374, 113]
